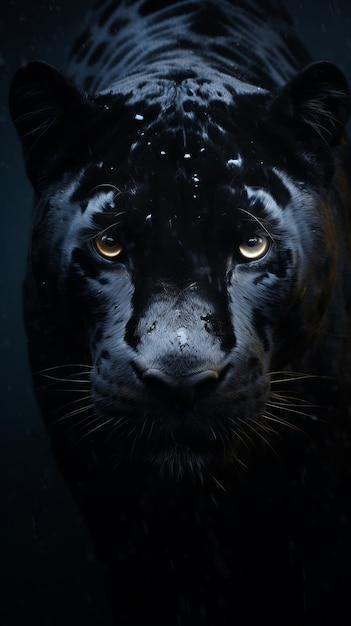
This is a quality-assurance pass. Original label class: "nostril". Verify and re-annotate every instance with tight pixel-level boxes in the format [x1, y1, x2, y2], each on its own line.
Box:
[142, 368, 220, 407]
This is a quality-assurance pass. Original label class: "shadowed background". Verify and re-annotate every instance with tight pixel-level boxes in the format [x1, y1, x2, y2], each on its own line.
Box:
[1, 1, 351, 624]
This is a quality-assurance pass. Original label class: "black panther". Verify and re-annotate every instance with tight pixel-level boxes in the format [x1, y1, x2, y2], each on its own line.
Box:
[9, 0, 351, 624]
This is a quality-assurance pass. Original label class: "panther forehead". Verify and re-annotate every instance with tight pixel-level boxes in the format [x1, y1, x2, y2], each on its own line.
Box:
[100, 68, 267, 108]
[90, 86, 271, 191]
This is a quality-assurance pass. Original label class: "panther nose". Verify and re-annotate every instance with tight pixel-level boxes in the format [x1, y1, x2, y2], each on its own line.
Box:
[142, 368, 219, 408]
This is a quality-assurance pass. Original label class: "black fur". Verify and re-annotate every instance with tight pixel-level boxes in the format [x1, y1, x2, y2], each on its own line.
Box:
[9, 1, 351, 624]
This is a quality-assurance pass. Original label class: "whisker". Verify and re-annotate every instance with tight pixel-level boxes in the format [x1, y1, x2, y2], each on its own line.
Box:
[50, 393, 93, 413]
[270, 372, 321, 384]
[236, 416, 277, 454]
[238, 207, 276, 242]
[37, 383, 89, 394]
[209, 473, 227, 492]
[41, 374, 90, 384]
[37, 363, 92, 374]
[263, 410, 305, 435]
[82, 416, 117, 437]
[269, 394, 318, 410]
[55, 401, 95, 422]
[147, 419, 155, 442]
[56, 409, 97, 438]
[266, 401, 317, 420]
[90, 183, 123, 195]
[227, 418, 250, 449]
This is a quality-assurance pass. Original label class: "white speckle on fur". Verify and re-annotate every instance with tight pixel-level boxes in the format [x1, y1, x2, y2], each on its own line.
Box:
[227, 156, 243, 168]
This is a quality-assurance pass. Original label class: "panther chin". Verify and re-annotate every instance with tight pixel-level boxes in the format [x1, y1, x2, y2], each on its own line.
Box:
[149, 444, 223, 480]
[147, 433, 249, 480]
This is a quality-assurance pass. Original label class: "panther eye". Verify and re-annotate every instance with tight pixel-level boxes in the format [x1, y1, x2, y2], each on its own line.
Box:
[239, 235, 269, 260]
[95, 233, 123, 259]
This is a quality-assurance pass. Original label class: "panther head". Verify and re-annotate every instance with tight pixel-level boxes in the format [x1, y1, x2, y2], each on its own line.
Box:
[9, 60, 350, 476]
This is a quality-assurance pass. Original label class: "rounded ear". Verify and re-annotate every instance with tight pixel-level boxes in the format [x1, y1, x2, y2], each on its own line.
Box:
[8, 62, 95, 190]
[271, 61, 350, 147]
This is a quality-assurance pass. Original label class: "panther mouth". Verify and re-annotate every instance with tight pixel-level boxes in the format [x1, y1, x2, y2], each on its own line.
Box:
[92, 375, 268, 477]
[143, 421, 250, 479]
[91, 352, 270, 475]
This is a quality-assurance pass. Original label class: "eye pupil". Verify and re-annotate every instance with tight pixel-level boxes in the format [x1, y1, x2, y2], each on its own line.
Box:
[248, 236, 259, 247]
[103, 235, 116, 247]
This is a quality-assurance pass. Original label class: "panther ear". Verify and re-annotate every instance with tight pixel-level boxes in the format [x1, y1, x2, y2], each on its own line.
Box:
[271, 61, 350, 147]
[9, 61, 95, 191]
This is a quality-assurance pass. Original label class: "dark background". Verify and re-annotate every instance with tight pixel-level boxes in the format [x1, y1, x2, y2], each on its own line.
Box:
[1, 1, 351, 624]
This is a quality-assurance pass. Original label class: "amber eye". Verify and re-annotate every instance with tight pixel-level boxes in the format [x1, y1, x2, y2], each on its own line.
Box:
[95, 233, 123, 259]
[238, 235, 269, 260]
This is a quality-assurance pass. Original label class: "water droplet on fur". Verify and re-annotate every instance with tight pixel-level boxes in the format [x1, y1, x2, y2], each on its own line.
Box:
[135, 113, 144, 121]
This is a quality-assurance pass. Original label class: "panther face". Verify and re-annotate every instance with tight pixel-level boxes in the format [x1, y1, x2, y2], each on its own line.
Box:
[10, 55, 349, 476]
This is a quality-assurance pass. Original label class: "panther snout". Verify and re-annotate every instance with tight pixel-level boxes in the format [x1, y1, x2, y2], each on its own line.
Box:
[143, 367, 220, 408]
